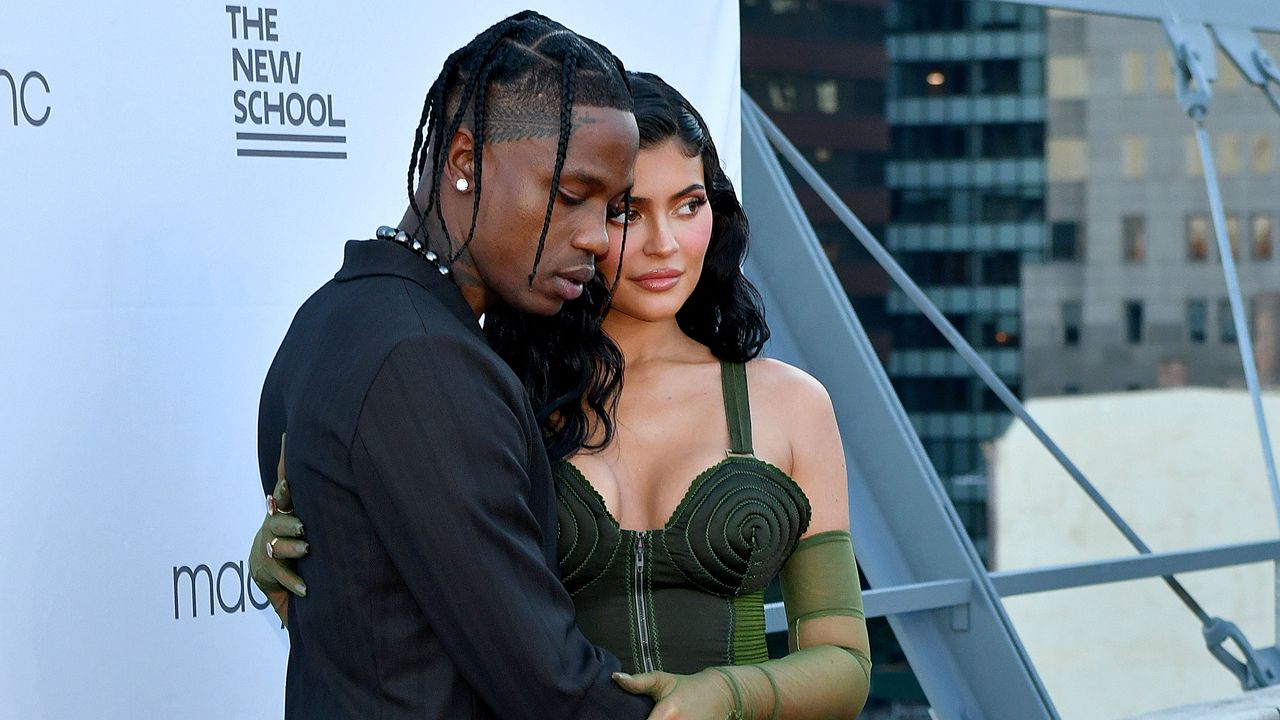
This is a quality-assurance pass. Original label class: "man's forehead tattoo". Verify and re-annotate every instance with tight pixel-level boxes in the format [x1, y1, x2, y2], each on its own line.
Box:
[485, 106, 599, 144]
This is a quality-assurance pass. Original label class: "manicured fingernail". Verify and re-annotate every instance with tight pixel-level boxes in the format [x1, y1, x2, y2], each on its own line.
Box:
[613, 672, 632, 680]
[295, 585, 307, 597]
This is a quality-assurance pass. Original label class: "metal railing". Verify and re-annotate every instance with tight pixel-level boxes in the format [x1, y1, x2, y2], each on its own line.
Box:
[746, 83, 1280, 692]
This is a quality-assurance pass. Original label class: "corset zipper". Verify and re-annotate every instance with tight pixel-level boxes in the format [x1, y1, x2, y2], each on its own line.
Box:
[633, 531, 657, 673]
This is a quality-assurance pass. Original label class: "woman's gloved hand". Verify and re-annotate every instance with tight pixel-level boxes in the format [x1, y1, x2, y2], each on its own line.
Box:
[248, 434, 310, 626]
[614, 667, 743, 720]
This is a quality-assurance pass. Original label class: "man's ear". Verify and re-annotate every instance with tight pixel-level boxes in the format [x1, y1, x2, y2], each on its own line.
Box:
[445, 126, 476, 190]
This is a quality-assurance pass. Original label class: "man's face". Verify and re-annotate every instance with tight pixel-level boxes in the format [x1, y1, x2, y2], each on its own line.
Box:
[446, 105, 638, 316]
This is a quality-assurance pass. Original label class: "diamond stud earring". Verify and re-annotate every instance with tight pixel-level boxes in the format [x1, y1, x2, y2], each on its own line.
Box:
[455, 177, 470, 193]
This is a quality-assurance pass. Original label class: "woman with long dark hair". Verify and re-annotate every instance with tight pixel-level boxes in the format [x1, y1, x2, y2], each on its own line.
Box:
[256, 72, 871, 718]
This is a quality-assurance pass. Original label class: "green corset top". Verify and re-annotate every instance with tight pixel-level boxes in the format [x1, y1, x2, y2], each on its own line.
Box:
[554, 362, 812, 674]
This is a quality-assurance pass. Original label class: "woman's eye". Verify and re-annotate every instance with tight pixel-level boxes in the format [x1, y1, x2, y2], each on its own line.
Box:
[608, 206, 640, 224]
[677, 197, 707, 215]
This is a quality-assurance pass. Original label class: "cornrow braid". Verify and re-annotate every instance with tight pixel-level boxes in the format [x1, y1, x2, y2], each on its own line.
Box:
[603, 193, 630, 311]
[425, 35, 501, 256]
[528, 44, 579, 286]
[401, 11, 632, 280]
[451, 59, 496, 263]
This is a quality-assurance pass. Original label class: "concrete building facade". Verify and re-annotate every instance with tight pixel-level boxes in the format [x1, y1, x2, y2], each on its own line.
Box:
[1023, 12, 1280, 398]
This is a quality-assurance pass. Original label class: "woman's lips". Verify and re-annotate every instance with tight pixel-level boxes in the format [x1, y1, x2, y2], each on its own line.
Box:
[632, 269, 682, 292]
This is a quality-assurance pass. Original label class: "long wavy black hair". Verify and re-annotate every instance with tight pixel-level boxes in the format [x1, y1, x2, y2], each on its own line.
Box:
[488, 72, 770, 461]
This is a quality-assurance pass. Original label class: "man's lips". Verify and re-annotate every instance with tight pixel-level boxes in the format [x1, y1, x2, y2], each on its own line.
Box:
[550, 266, 595, 301]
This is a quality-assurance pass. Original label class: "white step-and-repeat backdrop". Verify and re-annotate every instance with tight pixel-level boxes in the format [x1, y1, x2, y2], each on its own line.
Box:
[0, 3, 740, 717]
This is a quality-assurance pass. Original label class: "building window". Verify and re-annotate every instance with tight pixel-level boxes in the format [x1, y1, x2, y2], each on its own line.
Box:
[815, 80, 839, 115]
[1187, 214, 1210, 261]
[977, 312, 1021, 348]
[896, 61, 971, 97]
[1049, 221, 1082, 261]
[1187, 299, 1207, 344]
[1122, 52, 1146, 94]
[895, 125, 970, 160]
[1122, 136, 1148, 178]
[1047, 56, 1088, 99]
[1219, 298, 1238, 344]
[889, 0, 969, 32]
[1048, 138, 1088, 181]
[1155, 54, 1175, 93]
[1254, 215, 1274, 260]
[892, 189, 954, 223]
[979, 59, 1022, 95]
[978, 252, 1021, 285]
[1218, 133, 1239, 175]
[1123, 215, 1146, 263]
[767, 81, 797, 112]
[979, 123, 1045, 159]
[1226, 215, 1242, 261]
[1220, 134, 1242, 176]
[1062, 301, 1082, 346]
[1253, 134, 1273, 174]
[1185, 135, 1204, 177]
[1125, 300, 1144, 344]
[978, 187, 1043, 222]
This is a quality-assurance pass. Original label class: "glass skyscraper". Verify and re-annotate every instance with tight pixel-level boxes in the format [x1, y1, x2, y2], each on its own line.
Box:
[885, 0, 1046, 563]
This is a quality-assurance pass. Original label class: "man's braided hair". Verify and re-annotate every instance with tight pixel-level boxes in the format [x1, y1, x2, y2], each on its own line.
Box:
[407, 11, 635, 461]
[406, 10, 633, 284]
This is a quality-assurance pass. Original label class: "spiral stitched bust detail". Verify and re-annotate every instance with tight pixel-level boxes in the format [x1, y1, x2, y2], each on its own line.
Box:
[556, 463, 621, 595]
[660, 457, 810, 596]
[554, 457, 810, 598]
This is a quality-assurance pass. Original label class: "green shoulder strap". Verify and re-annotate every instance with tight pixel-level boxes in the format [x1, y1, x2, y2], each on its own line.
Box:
[720, 361, 754, 456]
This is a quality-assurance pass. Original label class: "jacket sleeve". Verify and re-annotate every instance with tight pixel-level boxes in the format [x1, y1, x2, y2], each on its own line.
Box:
[351, 334, 652, 720]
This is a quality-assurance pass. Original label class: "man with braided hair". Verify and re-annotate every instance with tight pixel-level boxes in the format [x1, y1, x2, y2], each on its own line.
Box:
[249, 11, 663, 720]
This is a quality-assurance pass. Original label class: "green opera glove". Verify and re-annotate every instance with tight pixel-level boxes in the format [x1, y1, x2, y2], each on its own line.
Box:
[616, 530, 871, 719]
[248, 435, 310, 626]
[612, 666, 741, 720]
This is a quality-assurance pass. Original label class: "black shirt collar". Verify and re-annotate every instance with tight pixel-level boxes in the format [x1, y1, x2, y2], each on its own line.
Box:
[334, 239, 480, 332]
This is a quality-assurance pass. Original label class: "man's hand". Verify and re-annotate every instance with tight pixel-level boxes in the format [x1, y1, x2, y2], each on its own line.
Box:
[248, 434, 309, 626]
[614, 668, 740, 720]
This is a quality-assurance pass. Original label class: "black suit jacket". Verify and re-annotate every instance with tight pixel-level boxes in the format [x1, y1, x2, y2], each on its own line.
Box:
[257, 240, 651, 719]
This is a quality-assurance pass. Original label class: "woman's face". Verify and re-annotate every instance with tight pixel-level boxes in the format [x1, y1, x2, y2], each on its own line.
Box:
[599, 139, 713, 323]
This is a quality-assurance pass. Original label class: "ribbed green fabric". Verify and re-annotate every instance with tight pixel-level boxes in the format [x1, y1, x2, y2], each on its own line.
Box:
[721, 361, 753, 455]
[732, 588, 769, 665]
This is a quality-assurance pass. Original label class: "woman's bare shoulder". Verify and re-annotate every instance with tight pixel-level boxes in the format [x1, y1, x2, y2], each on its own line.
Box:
[746, 357, 833, 416]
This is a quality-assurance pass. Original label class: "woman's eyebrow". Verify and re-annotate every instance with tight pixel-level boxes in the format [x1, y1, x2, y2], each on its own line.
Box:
[669, 183, 705, 200]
